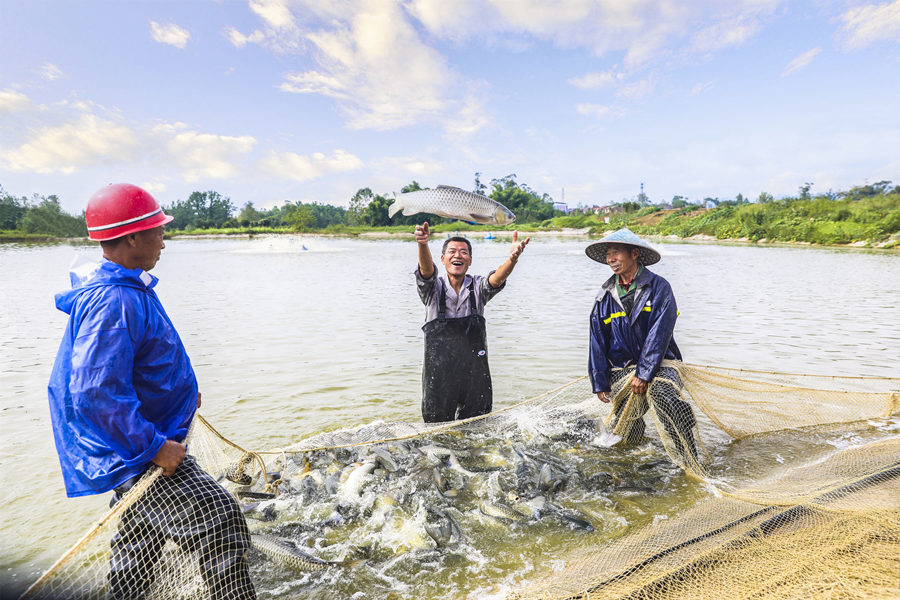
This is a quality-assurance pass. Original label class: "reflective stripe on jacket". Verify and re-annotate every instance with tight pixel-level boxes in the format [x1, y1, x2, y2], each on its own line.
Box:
[588, 267, 682, 393]
[48, 259, 198, 497]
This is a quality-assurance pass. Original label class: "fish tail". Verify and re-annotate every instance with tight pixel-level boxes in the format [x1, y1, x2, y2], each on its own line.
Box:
[388, 200, 402, 218]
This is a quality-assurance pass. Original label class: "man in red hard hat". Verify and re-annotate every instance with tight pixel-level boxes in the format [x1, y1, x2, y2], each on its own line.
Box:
[48, 184, 257, 599]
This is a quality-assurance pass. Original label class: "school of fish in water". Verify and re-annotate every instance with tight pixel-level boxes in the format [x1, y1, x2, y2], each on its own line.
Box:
[216, 408, 692, 599]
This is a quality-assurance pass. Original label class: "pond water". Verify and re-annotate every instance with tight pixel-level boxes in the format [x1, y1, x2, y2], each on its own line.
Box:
[1, 235, 898, 598]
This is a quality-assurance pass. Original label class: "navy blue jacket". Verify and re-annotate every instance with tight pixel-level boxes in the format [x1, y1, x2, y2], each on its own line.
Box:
[48, 259, 198, 497]
[588, 267, 682, 393]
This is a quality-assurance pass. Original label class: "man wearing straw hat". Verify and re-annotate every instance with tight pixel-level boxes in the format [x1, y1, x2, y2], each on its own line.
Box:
[585, 228, 699, 464]
[47, 184, 256, 599]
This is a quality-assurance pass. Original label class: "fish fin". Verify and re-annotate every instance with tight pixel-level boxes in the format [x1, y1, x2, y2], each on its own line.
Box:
[388, 200, 402, 218]
[338, 558, 367, 568]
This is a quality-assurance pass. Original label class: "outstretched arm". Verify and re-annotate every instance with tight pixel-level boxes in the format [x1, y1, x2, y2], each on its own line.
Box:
[488, 231, 530, 288]
[416, 222, 434, 279]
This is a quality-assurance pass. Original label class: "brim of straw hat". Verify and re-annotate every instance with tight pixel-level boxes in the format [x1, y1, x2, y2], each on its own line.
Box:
[584, 230, 661, 265]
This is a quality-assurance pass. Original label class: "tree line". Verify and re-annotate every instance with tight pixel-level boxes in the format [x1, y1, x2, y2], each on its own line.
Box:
[3, 179, 897, 246]
[0, 174, 563, 236]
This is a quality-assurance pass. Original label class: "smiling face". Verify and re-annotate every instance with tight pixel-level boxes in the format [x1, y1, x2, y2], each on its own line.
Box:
[605, 243, 640, 277]
[441, 240, 472, 278]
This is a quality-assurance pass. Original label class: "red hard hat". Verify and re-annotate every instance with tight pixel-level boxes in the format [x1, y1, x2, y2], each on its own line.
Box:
[85, 183, 174, 241]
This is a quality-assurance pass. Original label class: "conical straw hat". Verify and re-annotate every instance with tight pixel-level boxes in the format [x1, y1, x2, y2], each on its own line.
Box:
[585, 228, 661, 265]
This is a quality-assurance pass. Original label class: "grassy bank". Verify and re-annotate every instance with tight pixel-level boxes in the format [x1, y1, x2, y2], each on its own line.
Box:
[166, 192, 900, 249]
[5, 191, 898, 249]
[536, 191, 900, 248]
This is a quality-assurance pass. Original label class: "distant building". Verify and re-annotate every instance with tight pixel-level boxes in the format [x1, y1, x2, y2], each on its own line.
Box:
[552, 201, 568, 213]
[705, 199, 718, 209]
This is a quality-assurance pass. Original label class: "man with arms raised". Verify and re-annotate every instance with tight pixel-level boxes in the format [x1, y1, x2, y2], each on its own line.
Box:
[414, 222, 530, 422]
[48, 184, 256, 599]
[586, 228, 699, 465]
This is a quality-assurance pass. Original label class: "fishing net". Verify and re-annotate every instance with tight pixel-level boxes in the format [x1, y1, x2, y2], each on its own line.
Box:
[19, 361, 900, 600]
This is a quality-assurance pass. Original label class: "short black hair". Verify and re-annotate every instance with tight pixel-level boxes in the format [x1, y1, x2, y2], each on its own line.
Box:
[442, 236, 472, 256]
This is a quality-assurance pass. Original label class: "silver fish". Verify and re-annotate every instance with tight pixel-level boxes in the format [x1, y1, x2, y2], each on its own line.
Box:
[369, 446, 399, 472]
[388, 185, 516, 225]
[339, 461, 376, 502]
[432, 467, 466, 499]
[424, 508, 465, 547]
[479, 500, 527, 522]
[251, 534, 353, 571]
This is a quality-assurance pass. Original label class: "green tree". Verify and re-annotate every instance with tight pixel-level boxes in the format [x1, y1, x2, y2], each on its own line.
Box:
[238, 201, 262, 226]
[166, 190, 235, 230]
[20, 195, 87, 237]
[488, 174, 559, 223]
[284, 204, 315, 230]
[799, 182, 813, 200]
[473, 173, 487, 196]
[347, 188, 374, 226]
[363, 194, 392, 226]
[0, 187, 27, 230]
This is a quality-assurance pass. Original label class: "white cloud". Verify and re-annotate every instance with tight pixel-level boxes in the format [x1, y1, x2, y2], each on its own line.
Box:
[150, 21, 191, 49]
[1, 114, 139, 174]
[379, 155, 442, 177]
[140, 181, 168, 195]
[838, 0, 900, 49]
[222, 0, 303, 52]
[567, 71, 620, 90]
[0, 89, 31, 113]
[224, 27, 266, 48]
[691, 81, 713, 95]
[406, 0, 490, 40]
[250, 0, 297, 30]
[402, 160, 441, 176]
[783, 47, 822, 76]
[278, 2, 461, 131]
[165, 131, 257, 181]
[576, 103, 626, 119]
[40, 63, 64, 81]
[689, 15, 763, 54]
[250, 1, 782, 133]
[442, 88, 492, 138]
[616, 77, 656, 100]
[280, 70, 349, 99]
[411, 0, 778, 67]
[259, 149, 363, 181]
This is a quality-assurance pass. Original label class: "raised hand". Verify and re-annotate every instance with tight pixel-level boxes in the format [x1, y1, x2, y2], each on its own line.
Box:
[509, 230, 531, 263]
[415, 221, 430, 245]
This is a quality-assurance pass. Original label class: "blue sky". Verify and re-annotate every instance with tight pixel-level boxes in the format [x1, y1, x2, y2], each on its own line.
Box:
[1, 0, 898, 214]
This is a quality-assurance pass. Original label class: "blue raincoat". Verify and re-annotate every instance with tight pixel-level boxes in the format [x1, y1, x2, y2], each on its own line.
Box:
[588, 267, 682, 393]
[48, 259, 198, 497]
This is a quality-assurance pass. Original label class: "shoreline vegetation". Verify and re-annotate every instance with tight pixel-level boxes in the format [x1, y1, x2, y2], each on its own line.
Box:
[2, 178, 898, 249]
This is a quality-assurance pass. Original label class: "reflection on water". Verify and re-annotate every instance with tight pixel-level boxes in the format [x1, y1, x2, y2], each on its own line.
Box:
[1, 236, 898, 597]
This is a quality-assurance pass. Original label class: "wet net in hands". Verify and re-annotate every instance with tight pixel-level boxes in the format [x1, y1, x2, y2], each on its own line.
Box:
[19, 361, 900, 600]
